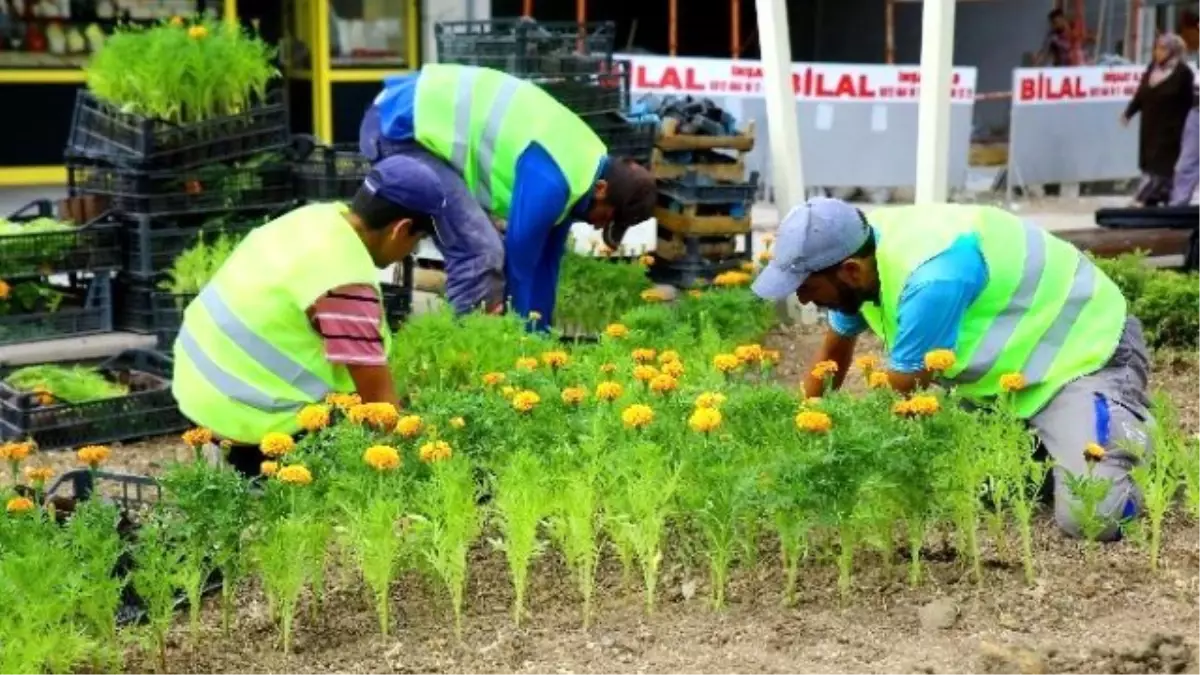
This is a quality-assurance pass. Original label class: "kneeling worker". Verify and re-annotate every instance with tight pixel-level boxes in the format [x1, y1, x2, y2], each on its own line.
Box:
[171, 155, 445, 474]
[752, 198, 1153, 540]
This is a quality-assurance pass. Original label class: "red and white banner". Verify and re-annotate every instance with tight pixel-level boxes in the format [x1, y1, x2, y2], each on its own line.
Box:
[617, 54, 978, 104]
[1012, 66, 1145, 106]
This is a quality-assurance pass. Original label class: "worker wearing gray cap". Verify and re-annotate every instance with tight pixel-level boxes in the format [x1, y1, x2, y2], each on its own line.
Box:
[172, 155, 445, 475]
[753, 198, 1151, 540]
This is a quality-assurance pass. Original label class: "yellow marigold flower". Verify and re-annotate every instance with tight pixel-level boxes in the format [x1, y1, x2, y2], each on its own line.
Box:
[892, 400, 914, 416]
[621, 404, 655, 429]
[854, 355, 881, 372]
[713, 353, 741, 373]
[188, 24, 207, 38]
[999, 373, 1027, 393]
[740, 261, 757, 272]
[260, 461, 279, 477]
[688, 407, 722, 433]
[908, 395, 940, 416]
[512, 390, 541, 413]
[596, 381, 624, 401]
[541, 350, 570, 368]
[794, 410, 833, 434]
[649, 374, 678, 394]
[661, 360, 685, 378]
[501, 385, 518, 400]
[515, 356, 539, 371]
[0, 441, 34, 462]
[561, 386, 587, 406]
[349, 402, 400, 430]
[169, 14, 184, 25]
[449, 416, 466, 429]
[633, 364, 659, 383]
[923, 349, 957, 373]
[735, 343, 764, 363]
[419, 440, 453, 463]
[638, 254, 655, 266]
[631, 348, 657, 364]
[641, 288, 668, 303]
[77, 445, 111, 467]
[259, 433, 295, 458]
[605, 323, 629, 339]
[482, 372, 506, 386]
[757, 250, 773, 263]
[713, 270, 751, 287]
[297, 405, 331, 432]
[868, 372, 890, 389]
[1084, 442, 1106, 462]
[658, 350, 681, 364]
[277, 464, 313, 486]
[6, 497, 34, 514]
[599, 363, 618, 376]
[395, 414, 424, 438]
[325, 392, 362, 410]
[688, 289, 703, 298]
[24, 466, 53, 484]
[181, 427, 213, 448]
[811, 360, 839, 379]
[0, 280, 9, 300]
[364, 445, 402, 471]
[694, 392, 727, 409]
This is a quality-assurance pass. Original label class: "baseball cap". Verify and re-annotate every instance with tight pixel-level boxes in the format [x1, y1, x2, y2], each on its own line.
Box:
[357, 154, 448, 224]
[751, 197, 872, 300]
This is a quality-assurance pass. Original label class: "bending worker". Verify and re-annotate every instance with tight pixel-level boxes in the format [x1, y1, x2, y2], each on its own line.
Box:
[753, 198, 1152, 540]
[171, 156, 444, 475]
[359, 63, 657, 330]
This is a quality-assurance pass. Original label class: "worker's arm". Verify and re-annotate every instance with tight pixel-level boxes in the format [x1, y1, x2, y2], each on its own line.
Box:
[803, 312, 864, 398]
[504, 143, 574, 331]
[309, 285, 399, 406]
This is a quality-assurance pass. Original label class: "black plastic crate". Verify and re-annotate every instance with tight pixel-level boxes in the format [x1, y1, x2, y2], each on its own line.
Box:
[122, 213, 266, 279]
[2, 200, 122, 279]
[47, 468, 162, 511]
[66, 89, 290, 170]
[657, 171, 761, 205]
[534, 63, 629, 115]
[0, 349, 187, 451]
[435, 18, 615, 76]
[293, 141, 371, 203]
[0, 272, 114, 347]
[68, 154, 295, 219]
[583, 112, 657, 165]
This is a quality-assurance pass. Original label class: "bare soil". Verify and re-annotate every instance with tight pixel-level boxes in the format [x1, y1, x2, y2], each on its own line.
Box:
[12, 325, 1200, 674]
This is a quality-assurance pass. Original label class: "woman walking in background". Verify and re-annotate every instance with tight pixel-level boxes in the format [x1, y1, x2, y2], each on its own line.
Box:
[1121, 34, 1195, 206]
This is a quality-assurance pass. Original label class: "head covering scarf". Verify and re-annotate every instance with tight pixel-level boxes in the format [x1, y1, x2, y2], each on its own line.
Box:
[1149, 33, 1187, 86]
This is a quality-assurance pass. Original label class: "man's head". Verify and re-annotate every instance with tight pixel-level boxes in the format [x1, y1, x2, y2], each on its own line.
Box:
[751, 197, 879, 314]
[584, 156, 657, 249]
[348, 155, 446, 268]
[1048, 8, 1067, 31]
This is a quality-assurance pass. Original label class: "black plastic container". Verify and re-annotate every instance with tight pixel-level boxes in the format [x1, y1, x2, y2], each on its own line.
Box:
[0, 349, 187, 450]
[583, 112, 657, 165]
[0, 272, 115, 347]
[46, 468, 162, 510]
[2, 200, 122, 279]
[121, 213, 267, 279]
[67, 153, 295, 219]
[435, 19, 615, 76]
[293, 141, 371, 203]
[533, 63, 629, 115]
[66, 89, 290, 170]
[656, 171, 761, 204]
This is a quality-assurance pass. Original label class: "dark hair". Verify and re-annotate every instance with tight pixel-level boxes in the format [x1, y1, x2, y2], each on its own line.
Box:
[350, 186, 436, 236]
[1048, 8, 1064, 21]
[601, 156, 657, 246]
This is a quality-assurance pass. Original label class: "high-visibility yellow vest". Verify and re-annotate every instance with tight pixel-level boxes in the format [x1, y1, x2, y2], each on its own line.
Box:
[858, 204, 1127, 418]
[413, 64, 608, 222]
[171, 203, 392, 443]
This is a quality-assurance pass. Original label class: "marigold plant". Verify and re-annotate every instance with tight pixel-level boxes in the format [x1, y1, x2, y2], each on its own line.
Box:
[735, 344, 764, 363]
[854, 355, 881, 372]
[364, 445, 402, 471]
[449, 416, 466, 429]
[395, 414, 424, 438]
[6, 496, 34, 514]
[23, 466, 53, 484]
[924, 349, 957, 372]
[277, 464, 313, 486]
[648, 374, 678, 395]
[811, 360, 839, 379]
[658, 350, 680, 364]
[631, 348, 657, 364]
[633, 365, 659, 383]
[181, 427, 213, 448]
[794, 410, 833, 434]
[688, 407, 722, 433]
[297, 405, 331, 432]
[325, 392, 362, 410]
[868, 372, 890, 389]
[77, 444, 111, 467]
[561, 386, 587, 406]
[596, 381, 624, 401]
[605, 323, 629, 339]
[482, 372, 506, 386]
[515, 357, 538, 371]
[695, 392, 727, 409]
[348, 402, 400, 430]
[541, 351, 569, 369]
[419, 440, 453, 463]
[1000, 373, 1027, 392]
[261, 461, 279, 477]
[713, 353, 740, 373]
[512, 390, 541, 413]
[260, 432, 295, 458]
[641, 289, 668, 303]
[622, 404, 655, 429]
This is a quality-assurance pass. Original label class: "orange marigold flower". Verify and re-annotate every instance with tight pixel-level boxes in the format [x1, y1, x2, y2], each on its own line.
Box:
[395, 414, 424, 438]
[762, 349, 781, 364]
[999, 373, 1027, 393]
[868, 372, 890, 389]
[621, 404, 655, 429]
[688, 407, 722, 433]
[661, 360, 685, 378]
[259, 433, 295, 458]
[482, 372, 507, 386]
[260, 461, 279, 477]
[641, 288, 668, 303]
[687, 289, 703, 298]
[893, 400, 914, 416]
[631, 348, 657, 364]
[649, 374, 678, 394]
[1084, 442, 1106, 462]
[854, 355, 881, 372]
[297, 405, 331, 432]
[541, 350, 570, 368]
[325, 392, 362, 410]
[811, 360, 839, 379]
[77, 444, 111, 467]
[604, 323, 629, 339]
[740, 261, 757, 272]
[181, 427, 213, 448]
[633, 365, 659, 383]
[0, 441, 34, 462]
[658, 350, 681, 364]
[599, 363, 618, 376]
[735, 344, 764, 363]
[24, 466, 53, 484]
[364, 445, 402, 471]
[596, 381, 624, 401]
[757, 250, 773, 263]
[169, 15, 184, 26]
[908, 395, 940, 416]
[794, 410, 833, 434]
[713, 353, 740, 373]
[515, 356, 539, 371]
[348, 402, 400, 430]
[561, 386, 587, 406]
[6, 497, 35, 514]
[449, 416, 466, 429]
[713, 270, 751, 287]
[694, 392, 727, 409]
[277, 464, 313, 486]
[512, 390, 541, 413]
[923, 349, 957, 373]
[187, 24, 208, 38]
[419, 440, 453, 463]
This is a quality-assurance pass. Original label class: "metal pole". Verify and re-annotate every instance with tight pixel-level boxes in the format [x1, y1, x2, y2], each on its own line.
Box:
[669, 0, 678, 56]
[913, 0, 956, 204]
[884, 0, 895, 64]
[754, 0, 804, 211]
[523, 0, 533, 17]
[731, 0, 741, 58]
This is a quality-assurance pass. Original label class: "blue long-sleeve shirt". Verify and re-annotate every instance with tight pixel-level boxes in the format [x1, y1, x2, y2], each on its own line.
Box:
[366, 72, 602, 329]
[829, 229, 988, 373]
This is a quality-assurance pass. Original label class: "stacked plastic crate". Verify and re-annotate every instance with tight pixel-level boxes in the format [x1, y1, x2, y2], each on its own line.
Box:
[63, 87, 293, 348]
[649, 100, 759, 288]
[433, 18, 657, 167]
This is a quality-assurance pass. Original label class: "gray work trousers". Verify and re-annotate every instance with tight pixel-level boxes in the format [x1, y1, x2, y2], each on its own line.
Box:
[1028, 316, 1154, 540]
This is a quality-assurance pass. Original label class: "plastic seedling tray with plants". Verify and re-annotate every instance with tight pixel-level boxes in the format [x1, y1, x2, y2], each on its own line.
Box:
[0, 274, 114, 347]
[0, 202, 122, 279]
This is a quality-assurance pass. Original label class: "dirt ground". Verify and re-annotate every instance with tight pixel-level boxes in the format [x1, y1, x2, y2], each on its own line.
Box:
[11, 324, 1200, 674]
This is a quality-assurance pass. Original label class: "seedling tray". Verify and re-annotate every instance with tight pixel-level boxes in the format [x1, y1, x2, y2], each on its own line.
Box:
[122, 214, 265, 279]
[656, 171, 760, 205]
[0, 272, 114, 347]
[1, 200, 121, 279]
[67, 154, 295, 219]
[435, 19, 615, 75]
[66, 89, 290, 170]
[293, 141, 372, 203]
[0, 349, 187, 451]
[534, 64, 629, 115]
[584, 112, 656, 165]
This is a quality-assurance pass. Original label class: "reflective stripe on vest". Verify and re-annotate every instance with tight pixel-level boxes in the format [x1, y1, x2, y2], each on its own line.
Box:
[449, 68, 523, 211]
[177, 286, 332, 413]
[952, 221, 1099, 386]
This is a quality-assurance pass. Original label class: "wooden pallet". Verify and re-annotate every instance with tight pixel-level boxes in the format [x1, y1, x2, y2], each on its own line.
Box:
[656, 233, 738, 261]
[655, 205, 751, 236]
[651, 147, 749, 182]
[656, 118, 755, 152]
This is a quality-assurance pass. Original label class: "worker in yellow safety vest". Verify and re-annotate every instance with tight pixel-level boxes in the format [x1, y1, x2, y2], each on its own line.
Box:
[170, 155, 445, 476]
[752, 198, 1153, 541]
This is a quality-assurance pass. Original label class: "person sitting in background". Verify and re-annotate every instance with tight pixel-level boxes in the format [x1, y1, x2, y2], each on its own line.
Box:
[171, 155, 445, 477]
[1122, 33, 1196, 206]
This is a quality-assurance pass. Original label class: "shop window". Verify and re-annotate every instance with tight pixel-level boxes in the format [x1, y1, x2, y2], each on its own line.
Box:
[327, 0, 408, 68]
